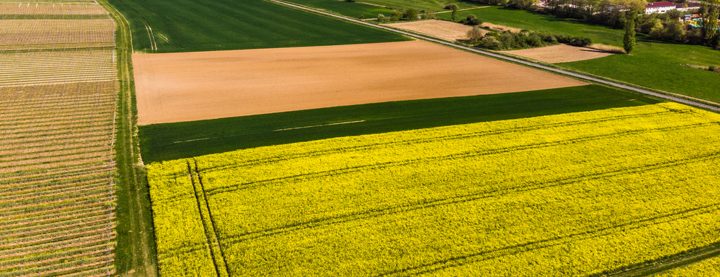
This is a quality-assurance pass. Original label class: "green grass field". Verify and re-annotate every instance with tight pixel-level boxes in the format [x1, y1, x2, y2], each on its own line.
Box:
[287, 0, 394, 18]
[440, 6, 622, 44]
[108, 0, 405, 52]
[140, 85, 659, 162]
[147, 102, 720, 275]
[362, 0, 475, 11]
[436, 6, 720, 103]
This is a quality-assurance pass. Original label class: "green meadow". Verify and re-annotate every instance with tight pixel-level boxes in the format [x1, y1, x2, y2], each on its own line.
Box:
[108, 0, 405, 52]
[438, 6, 720, 103]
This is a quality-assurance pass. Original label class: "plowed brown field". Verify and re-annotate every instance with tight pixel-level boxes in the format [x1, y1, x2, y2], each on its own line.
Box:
[134, 40, 586, 125]
[501, 44, 613, 63]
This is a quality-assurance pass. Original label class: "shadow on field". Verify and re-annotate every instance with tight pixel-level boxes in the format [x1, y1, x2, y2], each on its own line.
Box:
[139, 85, 660, 162]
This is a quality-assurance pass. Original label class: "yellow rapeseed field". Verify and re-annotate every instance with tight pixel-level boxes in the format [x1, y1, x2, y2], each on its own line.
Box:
[147, 102, 720, 276]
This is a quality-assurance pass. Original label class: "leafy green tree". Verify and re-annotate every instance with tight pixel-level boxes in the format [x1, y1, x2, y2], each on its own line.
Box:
[403, 8, 419, 21]
[624, 10, 637, 54]
[445, 4, 459, 21]
[705, 5, 719, 45]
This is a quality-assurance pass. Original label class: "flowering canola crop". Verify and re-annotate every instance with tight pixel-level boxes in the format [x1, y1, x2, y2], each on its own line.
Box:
[147, 102, 720, 276]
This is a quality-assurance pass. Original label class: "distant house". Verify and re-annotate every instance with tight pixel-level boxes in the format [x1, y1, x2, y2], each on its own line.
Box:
[645, 1, 677, 14]
[676, 2, 702, 12]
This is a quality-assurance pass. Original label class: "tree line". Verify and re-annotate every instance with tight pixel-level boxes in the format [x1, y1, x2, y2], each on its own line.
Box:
[461, 0, 720, 50]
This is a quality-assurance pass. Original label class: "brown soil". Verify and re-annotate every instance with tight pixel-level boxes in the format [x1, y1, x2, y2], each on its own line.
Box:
[501, 44, 614, 64]
[133, 40, 587, 125]
[383, 20, 477, 42]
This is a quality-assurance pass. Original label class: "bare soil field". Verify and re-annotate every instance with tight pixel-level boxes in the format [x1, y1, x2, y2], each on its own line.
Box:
[500, 44, 614, 63]
[383, 20, 476, 41]
[134, 40, 586, 125]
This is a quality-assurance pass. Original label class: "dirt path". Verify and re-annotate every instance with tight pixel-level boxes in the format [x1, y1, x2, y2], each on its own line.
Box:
[133, 40, 586, 125]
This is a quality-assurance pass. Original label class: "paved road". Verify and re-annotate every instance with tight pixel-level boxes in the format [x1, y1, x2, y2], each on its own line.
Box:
[270, 0, 720, 113]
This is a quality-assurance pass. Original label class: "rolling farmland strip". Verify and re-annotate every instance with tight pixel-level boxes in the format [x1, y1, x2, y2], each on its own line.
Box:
[0, 0, 118, 275]
[147, 103, 720, 275]
[0, 19, 114, 49]
[0, 49, 116, 87]
[0, 2, 108, 15]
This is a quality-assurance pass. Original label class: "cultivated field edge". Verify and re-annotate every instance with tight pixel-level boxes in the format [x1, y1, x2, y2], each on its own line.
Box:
[267, 0, 720, 112]
[98, 0, 159, 275]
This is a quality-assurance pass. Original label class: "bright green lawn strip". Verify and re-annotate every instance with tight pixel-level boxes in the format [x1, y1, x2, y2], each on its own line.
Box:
[436, 6, 720, 103]
[108, 0, 406, 52]
[140, 85, 659, 163]
[437, 6, 623, 45]
[563, 42, 720, 103]
[362, 0, 476, 11]
[286, 0, 394, 18]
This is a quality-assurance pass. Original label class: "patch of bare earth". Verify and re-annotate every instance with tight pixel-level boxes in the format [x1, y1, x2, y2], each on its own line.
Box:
[501, 44, 614, 63]
[481, 22, 522, 33]
[383, 20, 476, 42]
[133, 40, 587, 125]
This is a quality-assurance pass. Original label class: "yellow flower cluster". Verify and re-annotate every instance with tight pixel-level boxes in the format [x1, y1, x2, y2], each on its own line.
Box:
[147, 103, 720, 276]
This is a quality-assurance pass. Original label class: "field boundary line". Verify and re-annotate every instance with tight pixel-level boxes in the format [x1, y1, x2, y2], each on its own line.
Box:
[188, 107, 688, 176]
[97, 0, 159, 275]
[267, 0, 720, 113]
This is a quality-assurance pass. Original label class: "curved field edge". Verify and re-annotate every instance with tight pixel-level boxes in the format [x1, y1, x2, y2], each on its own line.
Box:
[139, 85, 660, 163]
[98, 0, 159, 275]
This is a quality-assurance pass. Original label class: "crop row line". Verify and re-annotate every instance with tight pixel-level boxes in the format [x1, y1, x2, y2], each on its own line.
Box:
[0, 160, 112, 185]
[204, 122, 718, 198]
[2, 204, 113, 233]
[161, 150, 720, 258]
[195, 108, 693, 176]
[379, 204, 720, 276]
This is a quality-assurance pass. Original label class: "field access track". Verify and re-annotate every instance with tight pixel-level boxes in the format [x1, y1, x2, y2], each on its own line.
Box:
[134, 40, 585, 125]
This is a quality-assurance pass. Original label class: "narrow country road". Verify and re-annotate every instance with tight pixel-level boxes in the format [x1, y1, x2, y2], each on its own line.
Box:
[269, 0, 720, 113]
